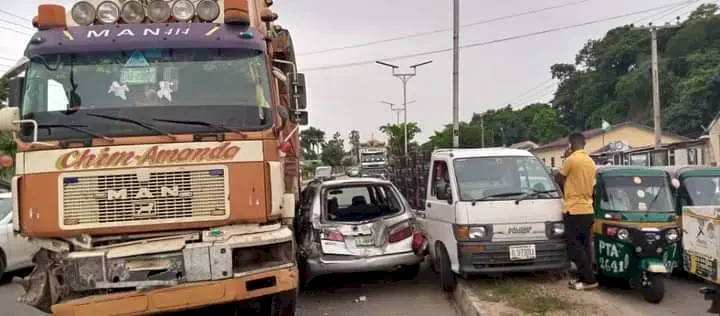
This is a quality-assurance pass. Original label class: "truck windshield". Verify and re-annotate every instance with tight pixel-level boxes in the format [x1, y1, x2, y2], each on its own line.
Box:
[361, 153, 385, 163]
[453, 156, 559, 201]
[19, 48, 272, 141]
[599, 176, 674, 212]
[682, 177, 720, 206]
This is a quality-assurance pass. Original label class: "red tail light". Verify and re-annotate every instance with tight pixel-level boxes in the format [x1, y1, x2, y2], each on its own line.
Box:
[412, 233, 425, 250]
[389, 223, 413, 243]
[322, 230, 344, 242]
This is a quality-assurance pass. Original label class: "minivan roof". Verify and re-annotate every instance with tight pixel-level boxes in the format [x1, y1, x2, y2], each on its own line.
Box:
[432, 147, 534, 159]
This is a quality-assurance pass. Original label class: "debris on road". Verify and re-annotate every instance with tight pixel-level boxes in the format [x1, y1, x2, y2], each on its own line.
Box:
[354, 296, 367, 303]
[463, 274, 645, 316]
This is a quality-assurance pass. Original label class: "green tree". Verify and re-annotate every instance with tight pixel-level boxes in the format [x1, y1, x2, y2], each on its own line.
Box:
[321, 132, 344, 167]
[379, 122, 421, 158]
[300, 126, 325, 160]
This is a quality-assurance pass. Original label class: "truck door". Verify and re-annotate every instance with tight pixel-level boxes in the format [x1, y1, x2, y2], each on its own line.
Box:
[425, 159, 457, 260]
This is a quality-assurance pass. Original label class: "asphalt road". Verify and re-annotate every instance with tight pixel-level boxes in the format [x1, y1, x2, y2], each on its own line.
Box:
[0, 263, 457, 316]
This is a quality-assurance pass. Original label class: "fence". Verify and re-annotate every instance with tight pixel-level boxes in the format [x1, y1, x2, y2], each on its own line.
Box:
[388, 151, 430, 211]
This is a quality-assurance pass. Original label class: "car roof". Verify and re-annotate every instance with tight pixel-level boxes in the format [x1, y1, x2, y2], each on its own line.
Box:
[432, 147, 534, 159]
[309, 177, 392, 187]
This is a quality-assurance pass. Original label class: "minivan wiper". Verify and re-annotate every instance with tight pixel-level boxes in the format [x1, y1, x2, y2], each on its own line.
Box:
[39, 124, 113, 141]
[514, 189, 559, 205]
[151, 118, 244, 135]
[85, 113, 175, 140]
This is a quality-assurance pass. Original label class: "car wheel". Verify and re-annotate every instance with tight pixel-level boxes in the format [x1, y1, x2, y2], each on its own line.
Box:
[0, 248, 6, 281]
[436, 244, 456, 292]
[268, 289, 297, 316]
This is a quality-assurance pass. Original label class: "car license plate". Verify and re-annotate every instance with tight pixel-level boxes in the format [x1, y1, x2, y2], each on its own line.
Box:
[509, 244, 536, 260]
[355, 236, 375, 247]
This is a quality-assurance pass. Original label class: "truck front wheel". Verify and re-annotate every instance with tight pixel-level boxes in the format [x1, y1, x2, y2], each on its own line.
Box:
[268, 289, 297, 316]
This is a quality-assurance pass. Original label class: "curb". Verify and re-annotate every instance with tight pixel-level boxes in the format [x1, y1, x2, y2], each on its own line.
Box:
[453, 279, 486, 316]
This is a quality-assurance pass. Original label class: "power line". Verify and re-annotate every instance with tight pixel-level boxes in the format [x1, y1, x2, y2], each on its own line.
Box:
[0, 25, 32, 36]
[0, 8, 32, 22]
[498, 78, 555, 108]
[296, 0, 592, 56]
[300, 1, 696, 72]
[631, 0, 695, 24]
[650, 0, 699, 23]
[0, 17, 34, 32]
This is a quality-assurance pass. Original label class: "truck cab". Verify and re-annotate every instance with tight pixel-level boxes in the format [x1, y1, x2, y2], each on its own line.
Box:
[420, 148, 568, 291]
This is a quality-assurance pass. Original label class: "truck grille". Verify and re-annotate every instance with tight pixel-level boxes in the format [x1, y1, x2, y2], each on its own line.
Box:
[61, 166, 229, 229]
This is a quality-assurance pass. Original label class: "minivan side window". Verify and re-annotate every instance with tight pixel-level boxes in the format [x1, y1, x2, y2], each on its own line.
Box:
[431, 160, 449, 197]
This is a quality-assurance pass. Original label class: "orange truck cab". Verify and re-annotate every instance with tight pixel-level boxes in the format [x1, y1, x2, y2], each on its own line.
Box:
[0, 0, 307, 315]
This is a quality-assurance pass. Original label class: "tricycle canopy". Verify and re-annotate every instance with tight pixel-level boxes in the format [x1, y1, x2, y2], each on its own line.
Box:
[594, 167, 676, 221]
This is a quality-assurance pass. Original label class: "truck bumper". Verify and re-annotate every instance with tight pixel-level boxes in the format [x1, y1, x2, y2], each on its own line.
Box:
[457, 239, 569, 274]
[51, 266, 298, 316]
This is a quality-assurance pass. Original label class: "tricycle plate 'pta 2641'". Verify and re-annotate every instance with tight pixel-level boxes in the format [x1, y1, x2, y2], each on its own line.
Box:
[509, 244, 536, 260]
[597, 237, 631, 275]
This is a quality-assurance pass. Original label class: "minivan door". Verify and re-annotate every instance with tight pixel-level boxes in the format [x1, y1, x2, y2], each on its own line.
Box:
[425, 159, 457, 259]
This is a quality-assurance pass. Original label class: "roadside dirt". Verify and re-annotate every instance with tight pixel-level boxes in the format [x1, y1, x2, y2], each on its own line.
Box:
[464, 273, 646, 316]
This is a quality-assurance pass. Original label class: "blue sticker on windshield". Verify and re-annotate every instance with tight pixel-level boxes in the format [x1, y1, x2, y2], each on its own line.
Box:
[143, 49, 162, 58]
[125, 50, 150, 67]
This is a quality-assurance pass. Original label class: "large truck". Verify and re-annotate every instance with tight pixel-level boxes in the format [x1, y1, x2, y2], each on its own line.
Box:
[0, 0, 307, 314]
[359, 147, 387, 178]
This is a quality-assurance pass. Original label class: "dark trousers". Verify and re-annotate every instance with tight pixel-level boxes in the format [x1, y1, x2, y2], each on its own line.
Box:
[564, 213, 596, 284]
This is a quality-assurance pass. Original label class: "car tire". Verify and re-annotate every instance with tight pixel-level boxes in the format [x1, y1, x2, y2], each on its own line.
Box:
[0, 248, 6, 281]
[268, 289, 297, 316]
[436, 244, 456, 292]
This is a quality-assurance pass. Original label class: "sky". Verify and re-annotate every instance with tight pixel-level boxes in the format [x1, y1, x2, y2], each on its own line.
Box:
[0, 0, 704, 145]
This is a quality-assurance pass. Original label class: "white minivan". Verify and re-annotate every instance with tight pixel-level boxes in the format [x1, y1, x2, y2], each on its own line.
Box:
[421, 148, 568, 291]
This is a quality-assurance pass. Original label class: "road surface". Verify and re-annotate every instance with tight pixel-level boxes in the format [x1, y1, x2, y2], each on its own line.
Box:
[1, 263, 457, 316]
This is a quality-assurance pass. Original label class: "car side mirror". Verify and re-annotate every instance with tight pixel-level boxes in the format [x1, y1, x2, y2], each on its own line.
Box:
[445, 185, 454, 204]
[8, 76, 24, 109]
[435, 182, 448, 200]
[289, 73, 307, 110]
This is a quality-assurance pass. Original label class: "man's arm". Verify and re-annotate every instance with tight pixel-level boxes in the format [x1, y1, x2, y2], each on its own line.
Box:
[556, 156, 573, 190]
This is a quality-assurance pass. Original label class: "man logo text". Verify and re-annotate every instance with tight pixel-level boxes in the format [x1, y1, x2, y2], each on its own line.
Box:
[104, 186, 190, 201]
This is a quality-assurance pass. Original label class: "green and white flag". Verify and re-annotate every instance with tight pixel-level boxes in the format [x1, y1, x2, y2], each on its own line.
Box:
[601, 120, 612, 131]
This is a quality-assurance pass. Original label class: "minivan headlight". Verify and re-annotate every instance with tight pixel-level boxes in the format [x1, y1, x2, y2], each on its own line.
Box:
[550, 222, 564, 236]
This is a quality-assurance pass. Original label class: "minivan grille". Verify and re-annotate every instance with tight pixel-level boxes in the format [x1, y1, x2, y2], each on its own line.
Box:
[61, 166, 228, 229]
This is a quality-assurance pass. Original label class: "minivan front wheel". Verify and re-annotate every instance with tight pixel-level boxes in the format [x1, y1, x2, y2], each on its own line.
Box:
[436, 244, 456, 292]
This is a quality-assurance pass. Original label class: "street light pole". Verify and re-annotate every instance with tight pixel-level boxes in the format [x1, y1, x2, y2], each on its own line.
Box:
[380, 100, 416, 124]
[377, 60, 432, 156]
[452, 0, 460, 148]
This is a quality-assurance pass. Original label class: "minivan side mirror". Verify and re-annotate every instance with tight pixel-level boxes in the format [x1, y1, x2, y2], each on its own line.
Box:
[289, 73, 307, 110]
[435, 183, 453, 204]
[8, 76, 24, 109]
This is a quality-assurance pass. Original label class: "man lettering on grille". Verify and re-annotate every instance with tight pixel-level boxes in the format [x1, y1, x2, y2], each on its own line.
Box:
[555, 132, 598, 290]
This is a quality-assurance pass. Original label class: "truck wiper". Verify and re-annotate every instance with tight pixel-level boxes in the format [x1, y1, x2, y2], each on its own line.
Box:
[471, 191, 526, 206]
[85, 113, 175, 140]
[151, 118, 244, 135]
[514, 189, 559, 205]
[39, 124, 113, 141]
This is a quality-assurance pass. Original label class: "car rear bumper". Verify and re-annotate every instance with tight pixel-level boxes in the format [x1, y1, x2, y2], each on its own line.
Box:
[307, 251, 424, 276]
[457, 239, 569, 274]
[51, 266, 298, 316]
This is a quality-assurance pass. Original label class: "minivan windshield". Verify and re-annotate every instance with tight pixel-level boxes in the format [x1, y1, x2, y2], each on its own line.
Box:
[682, 176, 720, 206]
[453, 156, 559, 201]
[600, 175, 674, 212]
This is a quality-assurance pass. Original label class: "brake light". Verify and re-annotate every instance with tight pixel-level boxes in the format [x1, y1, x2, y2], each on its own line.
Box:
[389, 223, 413, 243]
[322, 230, 344, 242]
[412, 233, 425, 250]
[606, 226, 618, 237]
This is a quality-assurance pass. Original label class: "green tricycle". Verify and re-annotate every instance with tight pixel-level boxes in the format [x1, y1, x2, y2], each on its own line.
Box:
[592, 166, 681, 303]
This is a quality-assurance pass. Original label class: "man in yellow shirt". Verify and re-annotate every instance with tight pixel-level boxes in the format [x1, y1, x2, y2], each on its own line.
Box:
[555, 132, 598, 290]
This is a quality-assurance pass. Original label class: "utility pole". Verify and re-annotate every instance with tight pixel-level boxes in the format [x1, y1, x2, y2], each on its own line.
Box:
[381, 100, 416, 125]
[481, 115, 485, 148]
[650, 26, 661, 150]
[452, 0, 460, 148]
[376, 60, 432, 156]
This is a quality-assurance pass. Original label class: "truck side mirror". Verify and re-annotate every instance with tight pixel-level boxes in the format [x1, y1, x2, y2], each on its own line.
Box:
[435, 182, 447, 200]
[0, 107, 20, 132]
[445, 185, 454, 204]
[8, 76, 24, 109]
[289, 73, 307, 110]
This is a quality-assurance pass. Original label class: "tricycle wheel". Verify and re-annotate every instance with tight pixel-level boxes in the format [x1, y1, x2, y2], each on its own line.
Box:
[641, 274, 665, 304]
[436, 244, 456, 292]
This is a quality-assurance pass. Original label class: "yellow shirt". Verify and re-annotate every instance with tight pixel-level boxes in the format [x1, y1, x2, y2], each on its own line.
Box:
[559, 149, 596, 215]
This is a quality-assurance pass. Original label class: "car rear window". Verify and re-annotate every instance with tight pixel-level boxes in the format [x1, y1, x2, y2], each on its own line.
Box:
[323, 184, 403, 221]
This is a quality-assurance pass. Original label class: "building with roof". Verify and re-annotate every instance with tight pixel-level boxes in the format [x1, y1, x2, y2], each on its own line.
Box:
[532, 122, 688, 167]
[509, 141, 539, 151]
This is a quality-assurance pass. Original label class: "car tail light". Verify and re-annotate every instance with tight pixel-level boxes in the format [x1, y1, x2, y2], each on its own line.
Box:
[389, 222, 413, 243]
[412, 233, 425, 251]
[321, 230, 344, 242]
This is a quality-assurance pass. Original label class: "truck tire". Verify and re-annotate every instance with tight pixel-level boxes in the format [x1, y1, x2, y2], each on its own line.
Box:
[436, 244, 456, 292]
[269, 289, 297, 316]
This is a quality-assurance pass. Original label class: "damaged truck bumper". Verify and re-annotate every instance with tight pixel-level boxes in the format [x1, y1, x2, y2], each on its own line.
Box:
[17, 223, 297, 315]
[51, 267, 297, 316]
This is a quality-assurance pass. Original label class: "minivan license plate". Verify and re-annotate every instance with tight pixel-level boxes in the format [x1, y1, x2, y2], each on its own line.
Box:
[356, 237, 374, 247]
[509, 244, 536, 260]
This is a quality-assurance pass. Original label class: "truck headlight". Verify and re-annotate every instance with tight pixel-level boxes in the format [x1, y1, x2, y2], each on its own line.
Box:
[550, 222, 564, 236]
[196, 0, 220, 22]
[71, 1, 96, 25]
[172, 0, 195, 22]
[666, 229, 679, 242]
[469, 227, 487, 239]
[454, 225, 491, 241]
[120, 0, 145, 23]
[96, 1, 120, 24]
[147, 0, 171, 22]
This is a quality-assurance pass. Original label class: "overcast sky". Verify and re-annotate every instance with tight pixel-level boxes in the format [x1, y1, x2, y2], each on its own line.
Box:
[0, 0, 702, 144]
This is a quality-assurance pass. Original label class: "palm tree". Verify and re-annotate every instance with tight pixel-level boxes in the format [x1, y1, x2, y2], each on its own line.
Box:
[379, 122, 421, 158]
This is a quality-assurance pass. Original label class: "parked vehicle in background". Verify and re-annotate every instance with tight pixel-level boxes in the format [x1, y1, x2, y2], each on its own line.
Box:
[315, 166, 335, 180]
[346, 166, 360, 177]
[359, 147, 388, 178]
[0, 192, 38, 279]
[295, 178, 427, 286]
[417, 148, 567, 292]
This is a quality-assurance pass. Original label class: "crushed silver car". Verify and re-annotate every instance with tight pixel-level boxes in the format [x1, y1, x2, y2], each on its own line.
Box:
[295, 178, 427, 286]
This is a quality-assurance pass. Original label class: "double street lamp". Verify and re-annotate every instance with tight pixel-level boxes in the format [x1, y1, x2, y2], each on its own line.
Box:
[376, 60, 432, 156]
[380, 100, 416, 124]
